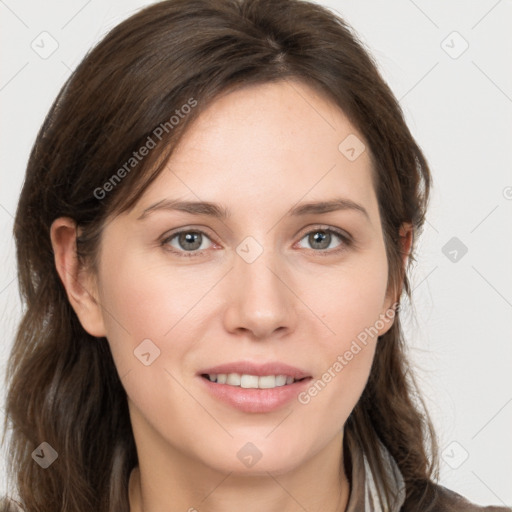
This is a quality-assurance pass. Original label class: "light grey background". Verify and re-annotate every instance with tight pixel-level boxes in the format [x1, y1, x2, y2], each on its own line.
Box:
[1, 0, 511, 507]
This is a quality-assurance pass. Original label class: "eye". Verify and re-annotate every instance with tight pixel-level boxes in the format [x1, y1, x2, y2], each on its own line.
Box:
[295, 227, 352, 254]
[161, 226, 352, 258]
[161, 229, 214, 257]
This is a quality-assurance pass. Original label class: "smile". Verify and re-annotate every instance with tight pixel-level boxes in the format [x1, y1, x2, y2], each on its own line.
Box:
[203, 373, 305, 389]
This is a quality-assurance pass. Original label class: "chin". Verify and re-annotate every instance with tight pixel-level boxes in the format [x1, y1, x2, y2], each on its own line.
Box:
[198, 437, 311, 476]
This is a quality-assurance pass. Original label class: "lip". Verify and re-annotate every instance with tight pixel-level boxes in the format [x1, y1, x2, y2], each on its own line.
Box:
[199, 376, 312, 413]
[197, 361, 311, 380]
[197, 361, 313, 413]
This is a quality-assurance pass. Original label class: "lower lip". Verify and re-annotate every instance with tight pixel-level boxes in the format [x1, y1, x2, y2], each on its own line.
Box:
[199, 376, 313, 413]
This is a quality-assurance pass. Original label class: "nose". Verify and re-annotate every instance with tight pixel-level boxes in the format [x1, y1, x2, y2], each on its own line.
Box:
[222, 248, 298, 340]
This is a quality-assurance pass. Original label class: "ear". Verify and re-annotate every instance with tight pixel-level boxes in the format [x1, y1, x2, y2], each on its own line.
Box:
[377, 222, 414, 336]
[398, 222, 413, 270]
[50, 217, 107, 338]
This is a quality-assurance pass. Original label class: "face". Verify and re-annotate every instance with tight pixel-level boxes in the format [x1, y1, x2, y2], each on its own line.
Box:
[86, 80, 399, 475]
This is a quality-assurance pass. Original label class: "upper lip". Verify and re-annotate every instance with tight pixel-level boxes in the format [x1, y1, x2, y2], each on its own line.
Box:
[198, 361, 311, 380]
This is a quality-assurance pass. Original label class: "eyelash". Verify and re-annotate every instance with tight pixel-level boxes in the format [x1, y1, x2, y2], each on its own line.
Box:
[160, 226, 353, 258]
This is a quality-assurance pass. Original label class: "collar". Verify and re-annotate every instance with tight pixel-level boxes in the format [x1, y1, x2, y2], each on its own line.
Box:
[345, 430, 406, 512]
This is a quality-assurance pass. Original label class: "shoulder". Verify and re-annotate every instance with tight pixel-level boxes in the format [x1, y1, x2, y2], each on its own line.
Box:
[432, 484, 511, 512]
[403, 481, 511, 512]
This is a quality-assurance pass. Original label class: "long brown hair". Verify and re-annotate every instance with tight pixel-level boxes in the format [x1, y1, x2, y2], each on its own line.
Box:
[2, 0, 438, 510]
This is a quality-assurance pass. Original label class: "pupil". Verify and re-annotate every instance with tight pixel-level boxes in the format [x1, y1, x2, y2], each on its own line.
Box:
[310, 231, 330, 249]
[179, 232, 202, 250]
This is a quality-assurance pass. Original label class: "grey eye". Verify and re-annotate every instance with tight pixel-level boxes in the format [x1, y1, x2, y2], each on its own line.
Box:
[165, 231, 213, 252]
[297, 230, 343, 251]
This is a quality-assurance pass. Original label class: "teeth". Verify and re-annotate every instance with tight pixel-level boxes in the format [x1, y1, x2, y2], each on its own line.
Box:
[240, 374, 259, 388]
[226, 373, 241, 386]
[275, 375, 287, 386]
[259, 375, 277, 389]
[207, 373, 299, 389]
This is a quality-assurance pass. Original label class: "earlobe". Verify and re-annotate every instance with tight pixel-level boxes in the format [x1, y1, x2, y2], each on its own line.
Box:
[50, 217, 107, 338]
[376, 299, 399, 338]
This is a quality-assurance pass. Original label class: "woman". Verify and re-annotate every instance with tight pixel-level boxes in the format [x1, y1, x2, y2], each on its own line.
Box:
[1, 0, 509, 511]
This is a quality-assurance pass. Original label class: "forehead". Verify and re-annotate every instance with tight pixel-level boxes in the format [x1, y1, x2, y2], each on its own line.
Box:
[131, 79, 379, 224]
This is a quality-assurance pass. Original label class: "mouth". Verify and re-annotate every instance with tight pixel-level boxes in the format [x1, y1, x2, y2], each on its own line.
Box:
[197, 361, 313, 413]
[201, 373, 309, 389]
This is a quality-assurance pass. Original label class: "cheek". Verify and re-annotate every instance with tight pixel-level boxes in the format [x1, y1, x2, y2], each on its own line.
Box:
[296, 318, 379, 441]
[94, 251, 182, 378]
[96, 250, 219, 358]
[94, 250, 231, 434]
[95, 254, 210, 441]
[303, 250, 390, 344]
[294, 253, 389, 420]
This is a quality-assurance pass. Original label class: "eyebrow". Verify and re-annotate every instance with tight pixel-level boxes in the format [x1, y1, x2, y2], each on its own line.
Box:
[136, 197, 370, 221]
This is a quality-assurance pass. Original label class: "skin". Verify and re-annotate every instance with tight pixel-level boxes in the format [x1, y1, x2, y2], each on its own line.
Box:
[51, 79, 412, 512]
